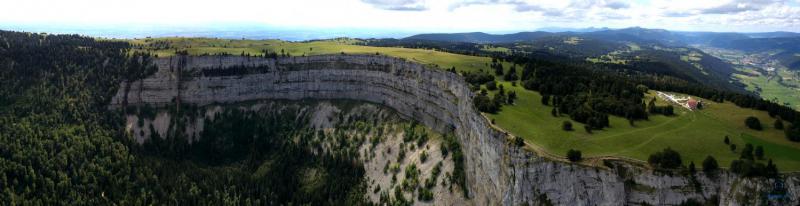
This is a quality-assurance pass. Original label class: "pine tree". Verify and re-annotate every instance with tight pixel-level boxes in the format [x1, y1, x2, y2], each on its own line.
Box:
[702, 156, 719, 174]
[567, 149, 582, 162]
[740, 143, 754, 160]
[507, 91, 517, 104]
[541, 95, 550, 105]
[765, 159, 779, 178]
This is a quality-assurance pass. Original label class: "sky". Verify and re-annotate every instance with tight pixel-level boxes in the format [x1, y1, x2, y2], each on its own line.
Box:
[1, 0, 799, 39]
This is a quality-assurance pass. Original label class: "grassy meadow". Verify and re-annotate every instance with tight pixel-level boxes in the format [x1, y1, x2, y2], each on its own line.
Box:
[127, 37, 511, 74]
[488, 84, 800, 170]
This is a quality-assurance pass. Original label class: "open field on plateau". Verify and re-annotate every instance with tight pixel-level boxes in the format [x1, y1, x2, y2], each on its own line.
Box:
[126, 37, 511, 74]
[125, 37, 800, 171]
[488, 85, 800, 171]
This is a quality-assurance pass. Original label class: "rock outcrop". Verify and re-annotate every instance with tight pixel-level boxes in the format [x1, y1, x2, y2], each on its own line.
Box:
[111, 55, 799, 205]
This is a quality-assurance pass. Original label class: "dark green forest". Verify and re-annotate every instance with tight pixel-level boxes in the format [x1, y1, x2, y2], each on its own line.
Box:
[132, 105, 370, 205]
[1, 31, 140, 204]
[0, 31, 373, 205]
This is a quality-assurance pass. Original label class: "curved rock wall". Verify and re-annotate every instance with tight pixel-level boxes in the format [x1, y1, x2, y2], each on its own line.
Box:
[111, 55, 798, 205]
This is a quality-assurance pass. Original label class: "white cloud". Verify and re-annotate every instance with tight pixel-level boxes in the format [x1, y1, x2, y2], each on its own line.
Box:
[361, 0, 428, 11]
[0, 0, 797, 33]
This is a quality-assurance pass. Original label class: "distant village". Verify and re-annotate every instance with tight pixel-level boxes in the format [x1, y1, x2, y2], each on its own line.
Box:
[656, 91, 701, 111]
[740, 55, 779, 72]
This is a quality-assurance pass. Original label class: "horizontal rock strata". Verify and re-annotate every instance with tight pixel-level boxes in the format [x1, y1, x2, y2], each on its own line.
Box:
[112, 55, 798, 205]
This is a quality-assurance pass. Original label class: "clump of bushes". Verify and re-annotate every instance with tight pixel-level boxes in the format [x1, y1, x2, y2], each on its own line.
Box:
[729, 143, 779, 178]
[473, 88, 514, 113]
[567, 149, 582, 162]
[463, 71, 494, 86]
[441, 133, 467, 198]
[513, 137, 525, 147]
[648, 147, 682, 169]
[562, 121, 573, 131]
[745, 116, 762, 130]
[473, 94, 498, 113]
[730, 159, 779, 178]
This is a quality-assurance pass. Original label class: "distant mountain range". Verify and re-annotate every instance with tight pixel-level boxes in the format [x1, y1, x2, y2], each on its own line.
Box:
[403, 27, 800, 46]
[403, 27, 800, 70]
[534, 27, 611, 33]
[404, 31, 557, 43]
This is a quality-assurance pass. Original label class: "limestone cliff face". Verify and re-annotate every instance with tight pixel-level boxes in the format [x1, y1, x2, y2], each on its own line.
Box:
[111, 55, 798, 205]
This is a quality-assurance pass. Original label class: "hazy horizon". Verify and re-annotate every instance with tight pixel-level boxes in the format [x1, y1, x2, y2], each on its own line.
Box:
[3, 23, 800, 41]
[2, 0, 799, 40]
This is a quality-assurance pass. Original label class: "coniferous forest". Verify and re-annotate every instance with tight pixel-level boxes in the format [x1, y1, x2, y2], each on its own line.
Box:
[0, 31, 370, 204]
[1, 31, 140, 204]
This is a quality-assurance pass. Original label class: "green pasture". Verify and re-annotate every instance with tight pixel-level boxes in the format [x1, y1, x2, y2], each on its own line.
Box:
[488, 83, 800, 170]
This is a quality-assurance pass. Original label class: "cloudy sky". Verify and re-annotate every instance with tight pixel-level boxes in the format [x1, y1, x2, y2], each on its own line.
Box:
[1, 0, 799, 35]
